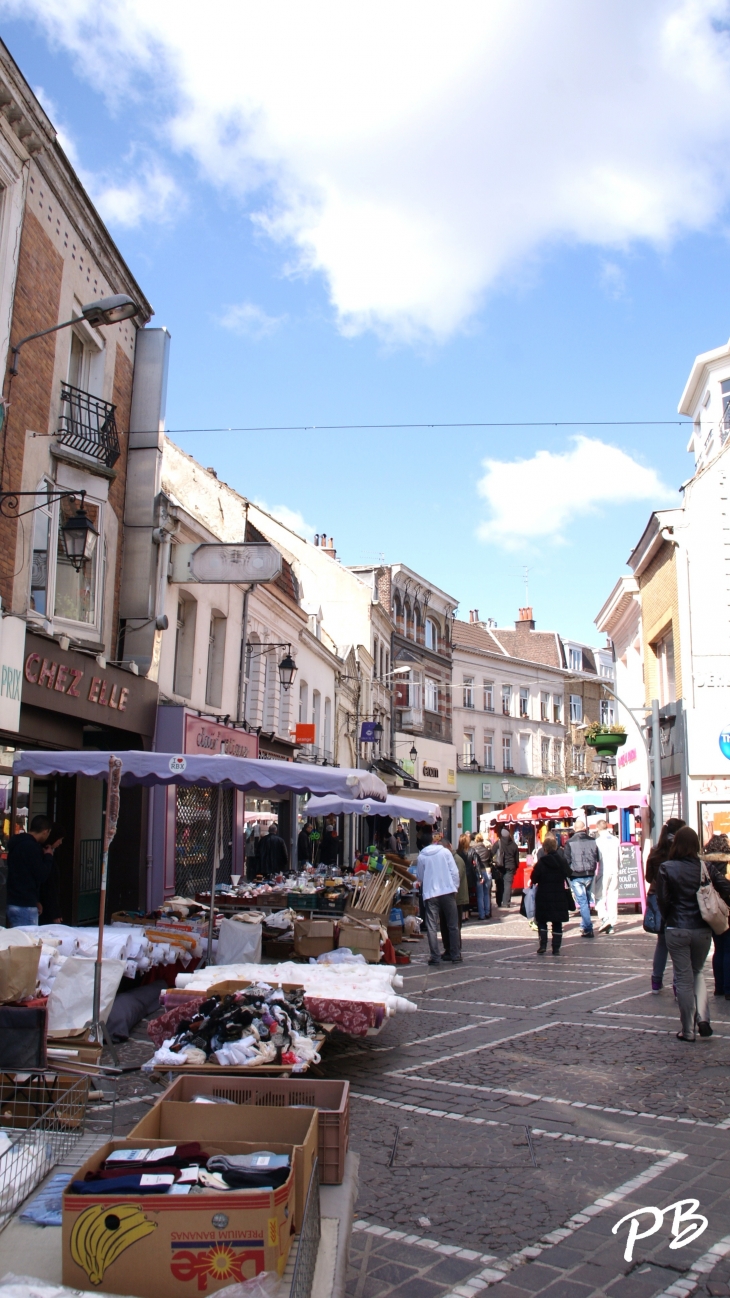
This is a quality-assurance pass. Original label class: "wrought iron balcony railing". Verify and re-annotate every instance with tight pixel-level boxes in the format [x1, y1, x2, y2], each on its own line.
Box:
[58, 382, 120, 468]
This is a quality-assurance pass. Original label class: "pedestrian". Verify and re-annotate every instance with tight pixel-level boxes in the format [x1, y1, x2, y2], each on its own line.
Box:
[531, 833, 572, 955]
[320, 815, 340, 869]
[395, 824, 409, 856]
[258, 823, 289, 878]
[415, 828, 461, 965]
[39, 825, 64, 925]
[455, 835, 471, 923]
[656, 826, 730, 1040]
[703, 833, 730, 1000]
[472, 832, 493, 920]
[645, 817, 685, 992]
[594, 819, 620, 935]
[563, 817, 599, 937]
[297, 820, 313, 867]
[498, 827, 520, 908]
[6, 814, 53, 927]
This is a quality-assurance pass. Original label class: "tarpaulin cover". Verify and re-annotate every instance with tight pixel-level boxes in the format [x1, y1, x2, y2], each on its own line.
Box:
[305, 792, 441, 823]
[13, 750, 387, 799]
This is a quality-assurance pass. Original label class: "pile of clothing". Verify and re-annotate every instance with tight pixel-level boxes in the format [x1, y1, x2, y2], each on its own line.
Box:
[149, 984, 321, 1070]
[178, 960, 417, 1024]
[16, 923, 202, 997]
[69, 1143, 290, 1196]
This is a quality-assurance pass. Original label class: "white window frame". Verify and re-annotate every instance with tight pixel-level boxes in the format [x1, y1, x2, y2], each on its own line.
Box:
[463, 676, 474, 709]
[519, 686, 529, 718]
[483, 680, 494, 712]
[28, 479, 105, 637]
[540, 691, 549, 722]
[553, 694, 563, 724]
[483, 733, 494, 769]
[541, 737, 550, 775]
[502, 684, 512, 716]
[463, 731, 475, 762]
[572, 744, 585, 774]
[424, 677, 439, 713]
[568, 646, 582, 672]
[502, 734, 513, 771]
[570, 694, 583, 724]
[600, 699, 615, 726]
[552, 739, 562, 776]
[425, 618, 438, 651]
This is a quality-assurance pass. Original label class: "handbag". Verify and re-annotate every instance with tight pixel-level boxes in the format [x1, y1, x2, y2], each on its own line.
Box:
[697, 860, 730, 935]
[564, 880, 576, 912]
[642, 893, 664, 935]
[523, 886, 536, 920]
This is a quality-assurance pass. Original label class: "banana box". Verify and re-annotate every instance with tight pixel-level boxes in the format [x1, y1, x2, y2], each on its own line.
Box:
[62, 1137, 296, 1298]
[129, 1100, 318, 1229]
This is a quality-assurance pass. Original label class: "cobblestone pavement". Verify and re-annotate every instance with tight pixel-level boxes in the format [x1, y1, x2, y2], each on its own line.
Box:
[316, 910, 730, 1298]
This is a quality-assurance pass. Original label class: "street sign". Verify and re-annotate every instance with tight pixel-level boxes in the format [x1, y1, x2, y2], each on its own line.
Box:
[171, 542, 282, 584]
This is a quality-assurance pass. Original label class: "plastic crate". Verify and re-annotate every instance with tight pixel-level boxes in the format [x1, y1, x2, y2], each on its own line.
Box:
[156, 1074, 350, 1184]
[287, 892, 320, 911]
[315, 893, 347, 914]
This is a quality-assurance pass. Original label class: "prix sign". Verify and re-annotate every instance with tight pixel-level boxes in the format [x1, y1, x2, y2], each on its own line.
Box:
[171, 542, 282, 585]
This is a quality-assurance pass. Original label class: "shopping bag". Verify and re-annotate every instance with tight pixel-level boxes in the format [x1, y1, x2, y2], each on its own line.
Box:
[0, 944, 41, 1004]
[523, 886, 536, 919]
[642, 893, 664, 934]
[697, 860, 730, 935]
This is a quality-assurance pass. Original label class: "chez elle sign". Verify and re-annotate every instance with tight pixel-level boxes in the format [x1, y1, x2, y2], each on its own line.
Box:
[21, 633, 158, 735]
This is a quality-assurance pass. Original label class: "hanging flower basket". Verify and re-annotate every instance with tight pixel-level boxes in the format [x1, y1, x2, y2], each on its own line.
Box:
[584, 726, 627, 758]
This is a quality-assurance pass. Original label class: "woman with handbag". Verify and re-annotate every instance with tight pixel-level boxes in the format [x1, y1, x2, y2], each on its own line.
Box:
[645, 818, 685, 993]
[704, 833, 730, 999]
[531, 834, 572, 955]
[656, 826, 730, 1041]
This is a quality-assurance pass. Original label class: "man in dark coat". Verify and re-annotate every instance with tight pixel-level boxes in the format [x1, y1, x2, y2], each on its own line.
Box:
[498, 828, 520, 908]
[6, 815, 52, 926]
[297, 821, 313, 867]
[563, 817, 599, 937]
[531, 834, 573, 954]
[258, 824, 289, 877]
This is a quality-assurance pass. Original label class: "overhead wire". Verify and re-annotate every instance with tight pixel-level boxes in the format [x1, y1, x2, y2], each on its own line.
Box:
[158, 419, 693, 434]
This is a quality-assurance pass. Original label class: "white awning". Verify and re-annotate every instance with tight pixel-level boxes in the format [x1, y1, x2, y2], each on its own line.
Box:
[305, 792, 441, 823]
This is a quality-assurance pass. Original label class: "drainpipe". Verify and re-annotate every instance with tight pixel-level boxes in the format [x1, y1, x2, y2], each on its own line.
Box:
[651, 697, 663, 841]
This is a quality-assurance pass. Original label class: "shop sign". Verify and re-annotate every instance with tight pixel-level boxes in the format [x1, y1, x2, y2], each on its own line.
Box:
[22, 631, 158, 736]
[183, 713, 259, 758]
[618, 747, 637, 769]
[0, 616, 24, 734]
[422, 762, 439, 779]
[171, 542, 282, 584]
[295, 723, 315, 744]
[447, 768, 455, 786]
[482, 782, 492, 798]
[720, 728, 730, 761]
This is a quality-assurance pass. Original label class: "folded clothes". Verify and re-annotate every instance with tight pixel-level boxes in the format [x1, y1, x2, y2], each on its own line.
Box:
[104, 1143, 207, 1169]
[206, 1152, 290, 1190]
[70, 1174, 177, 1195]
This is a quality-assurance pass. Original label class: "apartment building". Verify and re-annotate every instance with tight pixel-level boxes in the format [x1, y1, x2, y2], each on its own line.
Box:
[452, 607, 567, 830]
[0, 42, 159, 922]
[594, 577, 645, 793]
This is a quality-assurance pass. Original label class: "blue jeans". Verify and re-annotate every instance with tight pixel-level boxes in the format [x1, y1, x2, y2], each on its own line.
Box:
[475, 878, 491, 920]
[570, 879, 593, 934]
[6, 905, 39, 927]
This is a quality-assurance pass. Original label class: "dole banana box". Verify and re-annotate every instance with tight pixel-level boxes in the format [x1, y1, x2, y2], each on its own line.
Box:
[62, 1137, 297, 1298]
[129, 1100, 318, 1228]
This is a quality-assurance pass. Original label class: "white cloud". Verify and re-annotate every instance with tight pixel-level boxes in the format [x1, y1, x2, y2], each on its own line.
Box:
[10, 0, 730, 339]
[91, 166, 180, 228]
[253, 500, 315, 540]
[219, 302, 286, 339]
[599, 260, 628, 300]
[476, 436, 669, 549]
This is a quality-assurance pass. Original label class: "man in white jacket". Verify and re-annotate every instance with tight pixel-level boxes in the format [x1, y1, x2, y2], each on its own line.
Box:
[415, 830, 462, 964]
[594, 820, 621, 935]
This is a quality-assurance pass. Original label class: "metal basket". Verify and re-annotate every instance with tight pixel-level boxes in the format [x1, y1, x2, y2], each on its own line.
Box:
[289, 1157, 321, 1298]
[0, 1072, 88, 1231]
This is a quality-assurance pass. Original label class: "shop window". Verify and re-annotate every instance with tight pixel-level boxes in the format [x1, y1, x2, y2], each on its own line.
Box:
[519, 687, 529, 718]
[205, 613, 226, 708]
[502, 685, 512, 716]
[425, 677, 439, 712]
[502, 734, 513, 771]
[28, 483, 102, 630]
[484, 680, 494, 712]
[541, 738, 550, 775]
[570, 694, 582, 723]
[425, 618, 438, 651]
[463, 677, 474, 708]
[173, 593, 197, 698]
[483, 734, 494, 769]
[654, 629, 676, 706]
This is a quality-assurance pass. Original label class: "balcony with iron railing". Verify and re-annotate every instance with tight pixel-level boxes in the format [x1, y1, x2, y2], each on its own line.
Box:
[58, 382, 120, 468]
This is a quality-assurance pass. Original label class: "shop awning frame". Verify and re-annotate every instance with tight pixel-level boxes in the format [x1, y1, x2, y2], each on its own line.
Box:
[305, 792, 442, 823]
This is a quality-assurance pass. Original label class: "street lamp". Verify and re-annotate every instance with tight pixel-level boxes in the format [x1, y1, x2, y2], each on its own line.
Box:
[501, 779, 511, 798]
[277, 650, 297, 690]
[409, 744, 418, 764]
[61, 496, 98, 572]
[9, 295, 140, 376]
[373, 720, 384, 743]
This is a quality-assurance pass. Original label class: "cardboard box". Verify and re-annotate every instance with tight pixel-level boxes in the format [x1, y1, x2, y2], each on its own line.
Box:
[129, 1100, 318, 1230]
[293, 918, 335, 959]
[62, 1137, 295, 1298]
[337, 918, 382, 963]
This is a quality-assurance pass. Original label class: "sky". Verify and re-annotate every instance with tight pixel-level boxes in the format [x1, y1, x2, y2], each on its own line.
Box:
[3, 1, 730, 643]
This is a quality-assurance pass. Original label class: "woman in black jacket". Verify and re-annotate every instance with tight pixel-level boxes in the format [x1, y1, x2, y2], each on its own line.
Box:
[645, 817, 685, 993]
[531, 834, 572, 955]
[656, 826, 730, 1041]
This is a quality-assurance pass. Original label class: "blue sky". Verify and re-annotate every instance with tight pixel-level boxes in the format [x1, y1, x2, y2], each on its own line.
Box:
[4, 2, 730, 644]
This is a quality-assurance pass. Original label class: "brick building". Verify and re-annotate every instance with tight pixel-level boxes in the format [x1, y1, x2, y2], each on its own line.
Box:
[0, 42, 158, 922]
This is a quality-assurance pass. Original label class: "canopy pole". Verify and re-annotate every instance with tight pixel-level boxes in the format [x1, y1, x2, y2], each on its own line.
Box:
[206, 787, 223, 964]
[92, 756, 122, 1053]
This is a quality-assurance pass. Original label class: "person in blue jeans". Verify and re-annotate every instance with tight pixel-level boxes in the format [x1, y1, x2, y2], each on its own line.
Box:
[471, 833, 492, 920]
[6, 815, 53, 927]
[563, 818, 599, 937]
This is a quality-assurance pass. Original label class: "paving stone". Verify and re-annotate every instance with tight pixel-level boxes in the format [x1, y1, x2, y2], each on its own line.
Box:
[368, 1261, 420, 1285]
[386, 1278, 448, 1298]
[422, 1255, 485, 1284]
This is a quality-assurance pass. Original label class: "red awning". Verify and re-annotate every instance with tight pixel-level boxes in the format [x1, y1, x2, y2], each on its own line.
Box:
[494, 800, 530, 823]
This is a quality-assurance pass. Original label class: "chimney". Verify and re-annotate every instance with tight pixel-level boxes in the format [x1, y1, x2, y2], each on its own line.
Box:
[322, 536, 337, 560]
[516, 606, 535, 630]
[473, 608, 479, 623]
[468, 610, 474, 623]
